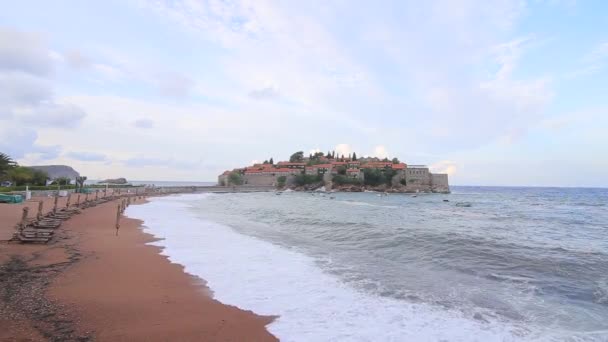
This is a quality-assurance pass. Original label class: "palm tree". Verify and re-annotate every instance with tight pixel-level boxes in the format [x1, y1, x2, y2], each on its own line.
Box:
[0, 152, 17, 177]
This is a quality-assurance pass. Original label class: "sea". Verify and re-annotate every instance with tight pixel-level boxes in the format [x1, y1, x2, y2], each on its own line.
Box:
[126, 186, 608, 341]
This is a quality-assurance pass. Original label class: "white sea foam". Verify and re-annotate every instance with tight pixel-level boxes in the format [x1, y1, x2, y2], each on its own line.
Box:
[127, 194, 530, 342]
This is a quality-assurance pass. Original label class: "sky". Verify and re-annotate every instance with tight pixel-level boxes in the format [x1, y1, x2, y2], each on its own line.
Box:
[0, 0, 607, 187]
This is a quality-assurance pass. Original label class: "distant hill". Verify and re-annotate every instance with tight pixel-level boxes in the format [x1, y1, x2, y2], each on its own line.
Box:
[98, 177, 128, 185]
[29, 165, 80, 180]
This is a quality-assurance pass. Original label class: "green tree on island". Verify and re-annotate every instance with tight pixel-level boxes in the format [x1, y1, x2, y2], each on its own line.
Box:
[228, 172, 244, 185]
[289, 151, 304, 162]
[352, 152, 357, 161]
[277, 175, 287, 188]
[392, 157, 400, 164]
[269, 157, 274, 164]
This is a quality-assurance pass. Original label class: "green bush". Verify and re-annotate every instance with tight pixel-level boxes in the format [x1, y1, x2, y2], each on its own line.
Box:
[294, 174, 321, 186]
[400, 178, 407, 186]
[228, 172, 244, 185]
[332, 175, 362, 185]
[363, 168, 396, 186]
[277, 176, 287, 187]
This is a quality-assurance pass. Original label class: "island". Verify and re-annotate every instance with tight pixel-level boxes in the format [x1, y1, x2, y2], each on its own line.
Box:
[218, 150, 449, 193]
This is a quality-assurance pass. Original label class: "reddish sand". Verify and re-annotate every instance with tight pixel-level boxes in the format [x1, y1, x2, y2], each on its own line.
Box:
[0, 197, 277, 341]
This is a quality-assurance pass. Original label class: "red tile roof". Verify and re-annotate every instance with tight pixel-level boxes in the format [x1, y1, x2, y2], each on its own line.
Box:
[392, 163, 407, 170]
[277, 161, 306, 166]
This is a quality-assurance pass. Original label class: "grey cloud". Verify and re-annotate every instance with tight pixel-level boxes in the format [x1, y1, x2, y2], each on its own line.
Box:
[20, 104, 86, 128]
[157, 72, 195, 97]
[0, 128, 38, 158]
[133, 118, 155, 129]
[0, 71, 53, 107]
[66, 151, 107, 161]
[0, 27, 53, 76]
[0, 27, 86, 130]
[0, 127, 60, 160]
[35, 144, 62, 160]
[248, 86, 280, 100]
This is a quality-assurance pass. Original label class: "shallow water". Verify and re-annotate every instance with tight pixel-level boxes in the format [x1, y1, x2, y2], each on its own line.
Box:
[127, 186, 608, 341]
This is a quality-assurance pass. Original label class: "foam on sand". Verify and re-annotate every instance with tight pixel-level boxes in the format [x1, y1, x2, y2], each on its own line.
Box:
[127, 194, 529, 341]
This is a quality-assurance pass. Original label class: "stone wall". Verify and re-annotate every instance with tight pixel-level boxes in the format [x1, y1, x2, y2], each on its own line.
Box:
[430, 173, 450, 193]
[404, 167, 431, 191]
[241, 174, 296, 187]
[242, 174, 276, 186]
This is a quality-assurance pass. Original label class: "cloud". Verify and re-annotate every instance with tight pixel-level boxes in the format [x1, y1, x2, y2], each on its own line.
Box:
[156, 72, 195, 97]
[19, 104, 86, 128]
[0, 126, 60, 160]
[430, 160, 458, 175]
[334, 144, 352, 157]
[0, 28, 87, 135]
[0, 71, 52, 107]
[32, 144, 62, 161]
[248, 86, 280, 100]
[0, 27, 53, 76]
[66, 151, 107, 162]
[372, 145, 389, 159]
[133, 118, 155, 129]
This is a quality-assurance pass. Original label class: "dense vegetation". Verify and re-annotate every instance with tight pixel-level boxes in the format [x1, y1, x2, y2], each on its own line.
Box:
[332, 174, 362, 185]
[228, 172, 244, 185]
[289, 151, 304, 162]
[294, 174, 321, 186]
[276, 175, 287, 187]
[1, 152, 50, 187]
[362, 168, 396, 186]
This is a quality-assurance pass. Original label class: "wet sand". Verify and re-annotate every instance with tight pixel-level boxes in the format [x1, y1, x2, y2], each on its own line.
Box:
[0, 197, 277, 341]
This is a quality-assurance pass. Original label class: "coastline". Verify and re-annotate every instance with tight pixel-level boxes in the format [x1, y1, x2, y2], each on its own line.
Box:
[0, 197, 277, 341]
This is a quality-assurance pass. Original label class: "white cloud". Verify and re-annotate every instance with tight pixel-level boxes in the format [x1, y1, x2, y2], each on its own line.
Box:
[430, 160, 458, 175]
[334, 144, 352, 157]
[66, 151, 107, 162]
[372, 145, 389, 159]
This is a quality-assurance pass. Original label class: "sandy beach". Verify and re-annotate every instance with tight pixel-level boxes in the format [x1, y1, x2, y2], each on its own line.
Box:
[0, 196, 277, 341]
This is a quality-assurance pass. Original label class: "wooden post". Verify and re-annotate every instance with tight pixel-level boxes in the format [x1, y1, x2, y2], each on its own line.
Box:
[95, 191, 99, 201]
[53, 196, 59, 214]
[37, 201, 43, 220]
[115, 204, 121, 236]
[85, 193, 89, 203]
[66, 194, 71, 208]
[20, 207, 29, 230]
[76, 194, 81, 206]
